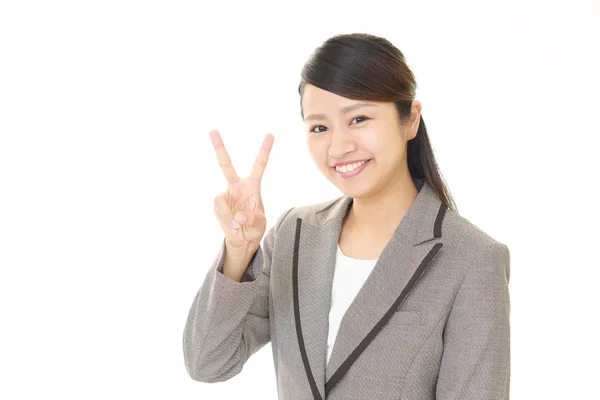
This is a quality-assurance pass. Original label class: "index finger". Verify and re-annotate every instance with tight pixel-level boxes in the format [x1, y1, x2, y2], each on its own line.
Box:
[209, 129, 239, 184]
[250, 133, 274, 181]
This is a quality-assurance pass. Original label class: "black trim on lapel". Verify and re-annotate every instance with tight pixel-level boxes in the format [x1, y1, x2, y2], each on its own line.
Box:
[434, 203, 445, 238]
[292, 218, 324, 400]
[415, 203, 447, 245]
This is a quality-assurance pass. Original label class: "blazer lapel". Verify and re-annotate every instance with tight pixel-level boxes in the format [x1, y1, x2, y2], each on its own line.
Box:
[292, 180, 447, 399]
[291, 197, 350, 399]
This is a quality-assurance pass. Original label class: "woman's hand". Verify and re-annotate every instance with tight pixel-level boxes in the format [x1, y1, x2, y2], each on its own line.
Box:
[210, 129, 274, 259]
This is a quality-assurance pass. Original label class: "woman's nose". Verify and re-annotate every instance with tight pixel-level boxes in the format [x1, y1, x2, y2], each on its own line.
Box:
[328, 128, 356, 158]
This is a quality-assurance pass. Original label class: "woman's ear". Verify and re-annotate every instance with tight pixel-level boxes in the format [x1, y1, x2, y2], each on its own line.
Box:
[407, 100, 422, 140]
[411, 100, 422, 125]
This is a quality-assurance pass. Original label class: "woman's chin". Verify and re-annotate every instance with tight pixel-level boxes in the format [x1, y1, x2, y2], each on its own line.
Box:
[333, 181, 373, 198]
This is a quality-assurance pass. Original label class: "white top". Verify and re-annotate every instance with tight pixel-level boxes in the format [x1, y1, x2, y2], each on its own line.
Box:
[326, 244, 378, 365]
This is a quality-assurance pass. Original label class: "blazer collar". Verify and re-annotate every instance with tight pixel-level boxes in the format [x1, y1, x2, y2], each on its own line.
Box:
[314, 178, 443, 245]
[290, 178, 447, 399]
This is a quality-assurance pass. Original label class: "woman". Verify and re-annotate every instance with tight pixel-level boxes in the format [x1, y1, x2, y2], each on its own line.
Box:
[183, 33, 510, 399]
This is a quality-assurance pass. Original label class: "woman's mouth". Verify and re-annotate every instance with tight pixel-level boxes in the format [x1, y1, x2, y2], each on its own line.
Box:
[333, 159, 372, 178]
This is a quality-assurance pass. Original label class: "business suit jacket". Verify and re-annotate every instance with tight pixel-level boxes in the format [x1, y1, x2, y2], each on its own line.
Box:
[183, 179, 511, 399]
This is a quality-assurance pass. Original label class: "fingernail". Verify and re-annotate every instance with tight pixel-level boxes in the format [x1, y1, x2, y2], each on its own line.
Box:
[234, 213, 246, 224]
[230, 220, 240, 230]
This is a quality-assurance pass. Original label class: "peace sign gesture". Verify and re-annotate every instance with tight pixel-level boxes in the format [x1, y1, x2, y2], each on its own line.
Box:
[210, 129, 274, 257]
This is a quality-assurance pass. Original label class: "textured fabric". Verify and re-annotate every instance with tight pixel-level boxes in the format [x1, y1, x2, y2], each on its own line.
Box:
[326, 246, 378, 365]
[182, 180, 511, 399]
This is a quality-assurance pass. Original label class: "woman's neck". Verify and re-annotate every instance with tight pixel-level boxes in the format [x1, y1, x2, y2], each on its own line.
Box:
[344, 174, 419, 235]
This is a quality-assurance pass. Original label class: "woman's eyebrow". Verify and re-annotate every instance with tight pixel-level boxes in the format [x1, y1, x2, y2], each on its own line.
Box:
[304, 102, 377, 122]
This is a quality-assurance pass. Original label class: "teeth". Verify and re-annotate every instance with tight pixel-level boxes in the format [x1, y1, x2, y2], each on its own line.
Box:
[335, 160, 367, 173]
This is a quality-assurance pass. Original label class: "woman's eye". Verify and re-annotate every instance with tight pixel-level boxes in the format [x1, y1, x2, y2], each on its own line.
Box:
[352, 116, 369, 124]
[310, 125, 327, 133]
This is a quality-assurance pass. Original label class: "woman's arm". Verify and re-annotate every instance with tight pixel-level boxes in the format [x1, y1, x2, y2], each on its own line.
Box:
[436, 242, 511, 399]
[182, 207, 294, 382]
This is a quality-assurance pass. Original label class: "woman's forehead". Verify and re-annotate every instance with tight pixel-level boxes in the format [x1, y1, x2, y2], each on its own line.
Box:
[302, 86, 383, 120]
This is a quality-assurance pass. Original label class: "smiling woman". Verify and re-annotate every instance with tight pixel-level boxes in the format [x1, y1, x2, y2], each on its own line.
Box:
[298, 34, 455, 211]
[183, 33, 511, 400]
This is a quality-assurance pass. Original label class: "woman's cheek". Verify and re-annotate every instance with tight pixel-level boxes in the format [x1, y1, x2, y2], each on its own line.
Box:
[306, 139, 327, 166]
[359, 128, 383, 153]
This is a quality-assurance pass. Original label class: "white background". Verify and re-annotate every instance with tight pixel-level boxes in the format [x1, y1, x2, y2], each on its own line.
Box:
[1, 0, 598, 398]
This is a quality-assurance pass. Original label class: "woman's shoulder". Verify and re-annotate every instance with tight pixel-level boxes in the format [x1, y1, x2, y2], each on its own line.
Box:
[276, 195, 348, 226]
[442, 208, 510, 277]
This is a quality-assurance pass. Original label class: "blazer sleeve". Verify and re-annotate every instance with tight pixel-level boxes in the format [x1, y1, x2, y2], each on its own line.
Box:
[436, 243, 511, 399]
[182, 207, 294, 383]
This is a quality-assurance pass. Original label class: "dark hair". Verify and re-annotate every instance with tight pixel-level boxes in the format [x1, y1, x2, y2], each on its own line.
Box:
[298, 33, 457, 211]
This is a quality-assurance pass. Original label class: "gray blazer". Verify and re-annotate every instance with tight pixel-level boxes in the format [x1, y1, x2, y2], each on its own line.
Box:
[183, 179, 511, 399]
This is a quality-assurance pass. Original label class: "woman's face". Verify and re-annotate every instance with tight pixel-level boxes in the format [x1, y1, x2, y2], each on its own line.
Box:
[301, 84, 420, 199]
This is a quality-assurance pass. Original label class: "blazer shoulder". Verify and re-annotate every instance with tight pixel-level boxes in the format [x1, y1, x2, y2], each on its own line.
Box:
[283, 196, 342, 220]
[442, 208, 511, 283]
[443, 208, 509, 254]
[267, 196, 341, 234]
